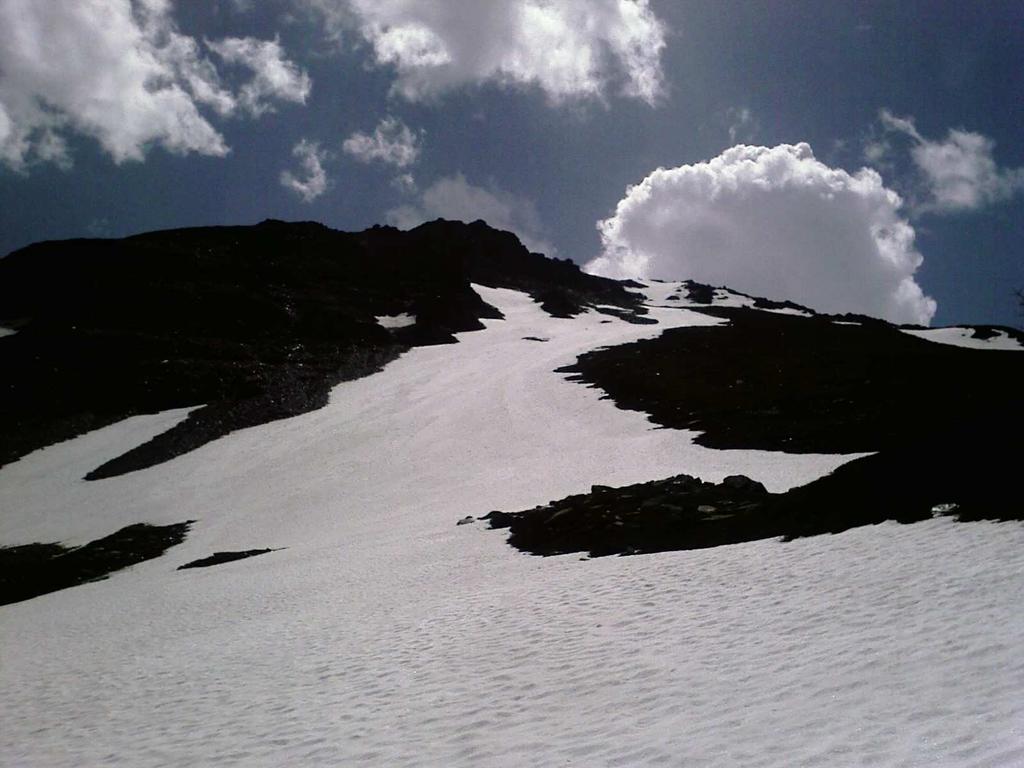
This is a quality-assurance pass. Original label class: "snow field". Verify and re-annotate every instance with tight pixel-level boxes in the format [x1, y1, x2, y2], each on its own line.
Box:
[2, 285, 1023, 766]
[902, 326, 1023, 351]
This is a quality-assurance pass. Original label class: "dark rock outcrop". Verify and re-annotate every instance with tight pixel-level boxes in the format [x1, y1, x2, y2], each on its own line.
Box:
[483, 445, 1024, 558]
[482, 474, 773, 557]
[682, 280, 715, 304]
[177, 549, 278, 570]
[558, 305, 1023, 454]
[528, 303, 1023, 557]
[967, 325, 1024, 343]
[0, 522, 193, 605]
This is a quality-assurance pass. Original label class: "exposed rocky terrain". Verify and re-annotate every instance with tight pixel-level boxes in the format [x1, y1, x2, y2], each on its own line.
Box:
[0, 218, 643, 480]
[178, 549, 279, 570]
[2, 219, 1021, 600]
[482, 300, 1023, 556]
[558, 304, 1023, 454]
[0, 522, 192, 605]
[484, 442, 1023, 558]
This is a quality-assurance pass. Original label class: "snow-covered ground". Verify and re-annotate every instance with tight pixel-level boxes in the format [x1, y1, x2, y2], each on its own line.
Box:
[0, 326, 15, 337]
[902, 326, 1024, 352]
[2, 285, 1022, 766]
[376, 312, 417, 329]
[642, 281, 813, 316]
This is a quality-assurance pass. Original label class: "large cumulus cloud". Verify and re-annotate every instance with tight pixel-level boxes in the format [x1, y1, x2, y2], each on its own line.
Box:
[587, 143, 937, 325]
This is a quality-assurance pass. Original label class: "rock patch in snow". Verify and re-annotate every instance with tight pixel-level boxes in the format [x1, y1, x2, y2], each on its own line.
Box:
[177, 549, 279, 570]
[901, 325, 1024, 351]
[483, 474, 772, 556]
[0, 521, 192, 605]
[683, 280, 715, 304]
[559, 305, 1022, 454]
[485, 444, 1024, 558]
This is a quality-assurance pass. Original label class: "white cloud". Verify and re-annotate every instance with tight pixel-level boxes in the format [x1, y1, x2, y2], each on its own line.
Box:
[343, 117, 420, 168]
[386, 173, 556, 255]
[280, 139, 329, 202]
[862, 139, 889, 164]
[877, 109, 922, 142]
[0, 0, 309, 170]
[587, 143, 937, 325]
[308, 0, 666, 104]
[879, 109, 1024, 213]
[207, 36, 312, 117]
[725, 106, 757, 145]
[391, 172, 417, 193]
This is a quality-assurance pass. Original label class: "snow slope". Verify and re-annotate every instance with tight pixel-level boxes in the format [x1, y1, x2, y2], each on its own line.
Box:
[902, 326, 1024, 351]
[642, 281, 813, 316]
[2, 285, 1023, 766]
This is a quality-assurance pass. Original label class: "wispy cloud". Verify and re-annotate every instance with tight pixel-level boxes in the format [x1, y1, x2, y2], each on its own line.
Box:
[387, 172, 556, 255]
[725, 106, 758, 145]
[878, 109, 1024, 214]
[343, 117, 421, 168]
[207, 36, 312, 117]
[280, 139, 329, 202]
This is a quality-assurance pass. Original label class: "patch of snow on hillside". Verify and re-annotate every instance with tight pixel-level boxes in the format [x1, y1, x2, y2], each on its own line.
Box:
[903, 327, 1023, 351]
[0, 326, 16, 337]
[375, 312, 416, 329]
[765, 305, 814, 317]
[641, 281, 812, 316]
[2, 285, 1021, 767]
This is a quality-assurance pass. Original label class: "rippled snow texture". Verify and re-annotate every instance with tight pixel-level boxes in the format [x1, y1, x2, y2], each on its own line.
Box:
[2, 285, 1022, 767]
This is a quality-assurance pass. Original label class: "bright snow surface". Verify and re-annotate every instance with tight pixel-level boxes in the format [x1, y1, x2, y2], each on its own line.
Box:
[902, 326, 1024, 352]
[375, 312, 417, 329]
[2, 284, 1023, 766]
[642, 282, 812, 316]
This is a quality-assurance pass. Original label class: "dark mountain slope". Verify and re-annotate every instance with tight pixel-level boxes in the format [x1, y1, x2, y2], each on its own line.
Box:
[0, 218, 641, 479]
[559, 306, 1022, 454]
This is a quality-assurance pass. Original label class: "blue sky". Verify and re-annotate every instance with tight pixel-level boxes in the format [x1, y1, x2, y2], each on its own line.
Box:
[1, 1, 1021, 326]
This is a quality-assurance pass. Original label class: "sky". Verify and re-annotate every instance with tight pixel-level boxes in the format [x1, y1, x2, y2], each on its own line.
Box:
[1, 0, 1022, 327]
